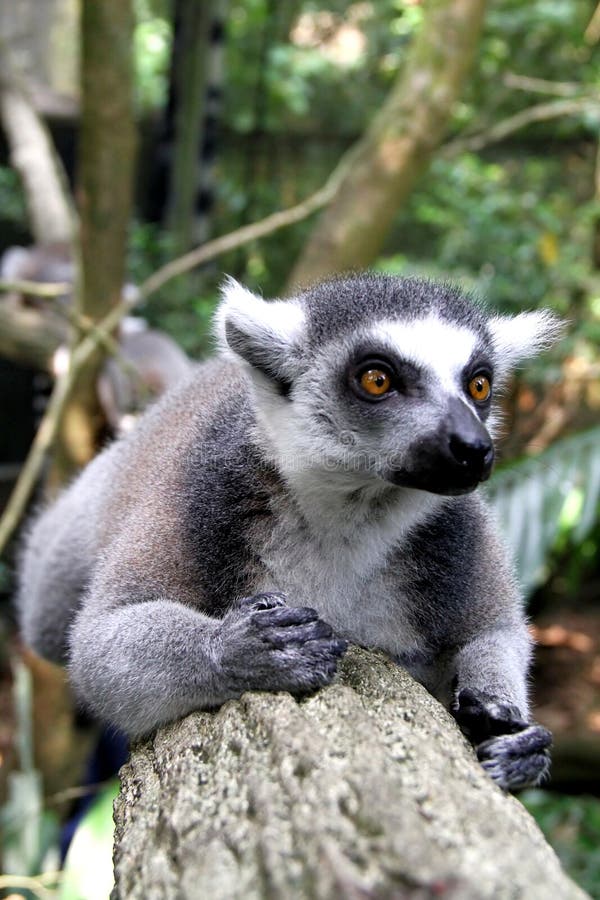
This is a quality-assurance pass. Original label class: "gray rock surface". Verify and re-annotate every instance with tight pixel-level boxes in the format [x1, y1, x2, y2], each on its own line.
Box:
[113, 648, 588, 899]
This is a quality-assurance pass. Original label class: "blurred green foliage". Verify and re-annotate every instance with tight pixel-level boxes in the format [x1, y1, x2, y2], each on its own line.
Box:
[388, 154, 594, 315]
[127, 222, 218, 356]
[124, 0, 600, 309]
[0, 168, 28, 230]
[522, 790, 600, 897]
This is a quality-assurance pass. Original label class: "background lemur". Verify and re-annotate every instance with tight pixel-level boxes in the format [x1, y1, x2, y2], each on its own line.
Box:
[17, 273, 560, 791]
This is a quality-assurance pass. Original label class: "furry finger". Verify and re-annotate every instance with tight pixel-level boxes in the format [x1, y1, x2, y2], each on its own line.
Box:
[480, 751, 551, 792]
[261, 619, 335, 648]
[252, 605, 320, 627]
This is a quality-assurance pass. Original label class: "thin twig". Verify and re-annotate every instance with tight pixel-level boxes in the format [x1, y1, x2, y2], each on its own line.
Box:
[0, 277, 71, 297]
[2, 781, 114, 837]
[503, 72, 592, 98]
[52, 301, 145, 388]
[46, 778, 112, 807]
[0, 278, 143, 384]
[0, 872, 60, 900]
[443, 97, 599, 156]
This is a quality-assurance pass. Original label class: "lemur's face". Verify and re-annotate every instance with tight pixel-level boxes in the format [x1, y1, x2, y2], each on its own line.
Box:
[217, 275, 561, 497]
[298, 316, 495, 496]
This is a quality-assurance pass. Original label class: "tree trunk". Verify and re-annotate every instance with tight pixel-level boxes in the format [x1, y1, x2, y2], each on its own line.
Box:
[0, 79, 73, 246]
[286, 0, 486, 291]
[78, 0, 136, 324]
[166, 0, 213, 254]
[113, 648, 586, 900]
[50, 0, 137, 487]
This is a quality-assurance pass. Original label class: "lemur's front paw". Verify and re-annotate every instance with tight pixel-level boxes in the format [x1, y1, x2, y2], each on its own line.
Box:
[451, 688, 552, 791]
[222, 592, 348, 697]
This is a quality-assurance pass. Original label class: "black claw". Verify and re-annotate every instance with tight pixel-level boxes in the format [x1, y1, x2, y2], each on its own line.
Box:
[239, 592, 287, 611]
[330, 638, 349, 657]
[226, 596, 346, 699]
[450, 689, 553, 791]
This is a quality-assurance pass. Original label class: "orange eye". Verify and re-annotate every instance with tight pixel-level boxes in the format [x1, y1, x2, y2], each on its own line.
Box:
[360, 368, 392, 396]
[468, 374, 491, 403]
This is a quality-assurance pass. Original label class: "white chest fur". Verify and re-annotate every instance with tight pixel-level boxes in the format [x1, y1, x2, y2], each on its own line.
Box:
[255, 483, 441, 658]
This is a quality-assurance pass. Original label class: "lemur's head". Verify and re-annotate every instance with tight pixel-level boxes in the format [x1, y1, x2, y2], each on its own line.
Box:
[216, 274, 561, 497]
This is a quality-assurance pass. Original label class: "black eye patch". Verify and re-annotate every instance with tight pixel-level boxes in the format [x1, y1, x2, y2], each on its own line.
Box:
[464, 345, 494, 382]
[346, 344, 425, 400]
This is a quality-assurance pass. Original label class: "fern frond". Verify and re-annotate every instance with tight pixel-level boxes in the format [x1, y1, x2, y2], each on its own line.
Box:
[486, 427, 600, 595]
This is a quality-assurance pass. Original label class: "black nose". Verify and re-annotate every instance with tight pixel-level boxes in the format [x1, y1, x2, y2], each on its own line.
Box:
[449, 433, 493, 473]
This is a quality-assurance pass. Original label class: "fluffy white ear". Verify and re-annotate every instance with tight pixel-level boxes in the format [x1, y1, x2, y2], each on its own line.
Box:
[489, 310, 564, 381]
[215, 277, 305, 383]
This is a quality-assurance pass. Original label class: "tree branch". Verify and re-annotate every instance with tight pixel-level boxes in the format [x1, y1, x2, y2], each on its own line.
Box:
[0, 278, 71, 298]
[443, 97, 599, 156]
[7, 96, 596, 323]
[503, 72, 594, 98]
[138, 95, 600, 298]
[287, 0, 487, 289]
[113, 648, 586, 899]
[0, 873, 58, 900]
[0, 64, 76, 246]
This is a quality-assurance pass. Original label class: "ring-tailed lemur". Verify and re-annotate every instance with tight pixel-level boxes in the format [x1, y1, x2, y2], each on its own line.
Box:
[0, 244, 193, 433]
[17, 273, 560, 791]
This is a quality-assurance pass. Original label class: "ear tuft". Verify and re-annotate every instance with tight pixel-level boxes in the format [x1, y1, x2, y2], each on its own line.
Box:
[489, 309, 564, 381]
[214, 276, 305, 383]
[213, 276, 261, 351]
